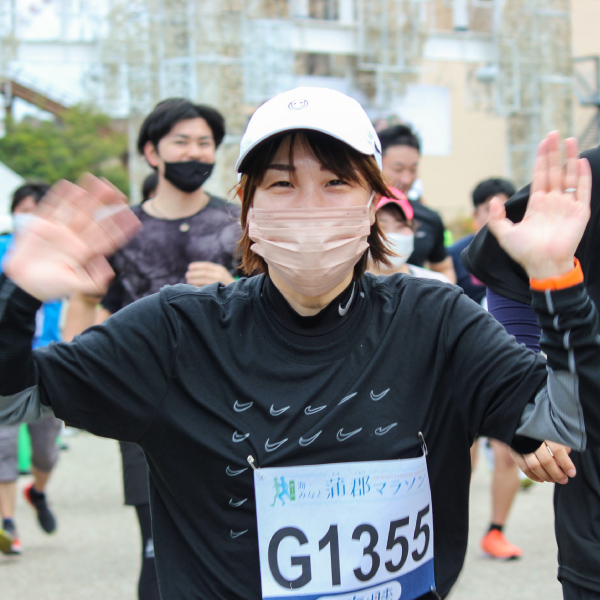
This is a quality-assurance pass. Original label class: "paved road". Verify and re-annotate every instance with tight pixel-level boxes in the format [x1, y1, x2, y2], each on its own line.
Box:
[1, 432, 563, 599]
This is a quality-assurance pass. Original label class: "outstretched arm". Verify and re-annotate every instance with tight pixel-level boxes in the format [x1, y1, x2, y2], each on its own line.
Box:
[484, 133, 600, 454]
[487, 288, 577, 484]
[0, 175, 141, 426]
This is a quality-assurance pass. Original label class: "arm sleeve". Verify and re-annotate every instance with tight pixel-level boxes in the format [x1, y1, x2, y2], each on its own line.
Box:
[486, 288, 540, 353]
[445, 283, 600, 454]
[486, 287, 585, 448]
[0, 274, 180, 443]
[442, 290, 546, 454]
[514, 284, 600, 450]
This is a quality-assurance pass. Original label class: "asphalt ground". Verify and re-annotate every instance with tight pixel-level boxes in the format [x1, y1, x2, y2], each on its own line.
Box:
[1, 432, 563, 599]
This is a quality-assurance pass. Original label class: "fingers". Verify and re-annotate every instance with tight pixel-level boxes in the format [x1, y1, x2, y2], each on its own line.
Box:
[545, 440, 576, 478]
[546, 131, 563, 193]
[531, 133, 581, 198]
[563, 137, 579, 193]
[77, 255, 115, 296]
[531, 137, 549, 197]
[577, 157, 592, 211]
[186, 262, 235, 287]
[524, 441, 573, 484]
[76, 174, 141, 254]
[37, 175, 140, 258]
[508, 448, 543, 483]
[531, 134, 589, 205]
[485, 197, 512, 240]
[509, 448, 544, 483]
[509, 441, 575, 485]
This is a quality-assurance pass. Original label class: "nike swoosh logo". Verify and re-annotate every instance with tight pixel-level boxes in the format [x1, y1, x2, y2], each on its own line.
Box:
[229, 498, 248, 507]
[338, 392, 357, 405]
[226, 466, 248, 476]
[370, 389, 390, 401]
[338, 281, 356, 316]
[233, 400, 253, 412]
[270, 404, 290, 416]
[375, 423, 398, 436]
[299, 431, 322, 446]
[232, 431, 250, 443]
[230, 529, 248, 539]
[265, 438, 288, 452]
[337, 427, 362, 442]
[305, 405, 326, 415]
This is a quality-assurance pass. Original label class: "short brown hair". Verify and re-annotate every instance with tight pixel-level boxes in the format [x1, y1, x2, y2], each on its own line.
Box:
[237, 130, 395, 277]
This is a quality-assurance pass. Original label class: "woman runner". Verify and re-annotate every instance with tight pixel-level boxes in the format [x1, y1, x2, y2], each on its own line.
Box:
[0, 87, 598, 600]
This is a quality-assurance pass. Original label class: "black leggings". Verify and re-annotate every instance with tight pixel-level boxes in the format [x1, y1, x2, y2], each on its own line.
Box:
[135, 503, 161, 600]
[562, 580, 600, 600]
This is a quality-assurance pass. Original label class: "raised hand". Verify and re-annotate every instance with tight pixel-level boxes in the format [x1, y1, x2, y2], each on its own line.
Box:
[488, 132, 592, 279]
[4, 175, 140, 301]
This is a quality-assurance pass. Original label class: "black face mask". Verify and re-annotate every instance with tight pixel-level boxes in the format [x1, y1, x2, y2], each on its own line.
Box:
[163, 160, 214, 193]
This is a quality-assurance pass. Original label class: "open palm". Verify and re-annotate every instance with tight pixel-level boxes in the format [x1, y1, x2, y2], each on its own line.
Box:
[4, 175, 140, 301]
[488, 132, 592, 280]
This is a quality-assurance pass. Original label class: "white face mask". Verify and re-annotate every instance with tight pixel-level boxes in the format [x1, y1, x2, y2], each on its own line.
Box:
[385, 232, 414, 268]
[12, 213, 35, 234]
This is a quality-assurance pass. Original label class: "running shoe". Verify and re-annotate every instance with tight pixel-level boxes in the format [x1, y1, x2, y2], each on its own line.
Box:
[481, 529, 522, 560]
[24, 484, 57, 534]
[0, 525, 21, 555]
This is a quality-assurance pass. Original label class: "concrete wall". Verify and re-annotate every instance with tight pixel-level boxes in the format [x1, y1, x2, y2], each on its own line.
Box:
[572, 0, 600, 145]
[416, 61, 507, 225]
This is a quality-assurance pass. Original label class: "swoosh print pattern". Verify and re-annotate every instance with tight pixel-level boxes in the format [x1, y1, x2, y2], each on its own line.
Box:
[370, 388, 390, 401]
[336, 427, 362, 442]
[270, 404, 290, 416]
[232, 431, 250, 443]
[298, 431, 322, 446]
[226, 466, 247, 476]
[375, 423, 398, 436]
[233, 400, 253, 412]
[265, 438, 288, 452]
[230, 529, 248, 539]
[228, 498, 248, 507]
[304, 405, 327, 415]
[338, 392, 357, 405]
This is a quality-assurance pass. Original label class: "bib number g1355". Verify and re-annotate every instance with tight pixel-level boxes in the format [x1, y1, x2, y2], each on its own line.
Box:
[254, 456, 435, 600]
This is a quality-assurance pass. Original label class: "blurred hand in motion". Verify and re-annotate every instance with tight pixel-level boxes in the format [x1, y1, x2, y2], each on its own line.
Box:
[4, 174, 140, 301]
[488, 132, 592, 280]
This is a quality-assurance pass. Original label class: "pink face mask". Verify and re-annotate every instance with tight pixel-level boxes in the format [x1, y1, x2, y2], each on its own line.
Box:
[248, 194, 375, 297]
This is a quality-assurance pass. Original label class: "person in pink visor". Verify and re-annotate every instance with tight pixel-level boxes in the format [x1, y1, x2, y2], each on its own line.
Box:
[369, 187, 451, 283]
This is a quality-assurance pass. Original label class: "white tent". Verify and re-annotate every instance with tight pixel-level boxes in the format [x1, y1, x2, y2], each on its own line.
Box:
[0, 162, 25, 234]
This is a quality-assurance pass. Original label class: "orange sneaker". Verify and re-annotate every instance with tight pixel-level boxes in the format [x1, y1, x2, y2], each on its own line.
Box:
[480, 529, 522, 560]
[0, 527, 21, 555]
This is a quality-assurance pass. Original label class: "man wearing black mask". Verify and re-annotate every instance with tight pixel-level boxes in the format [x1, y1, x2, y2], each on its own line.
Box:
[63, 98, 241, 600]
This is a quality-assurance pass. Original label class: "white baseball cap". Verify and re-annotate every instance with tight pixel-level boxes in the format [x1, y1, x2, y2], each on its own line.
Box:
[235, 87, 382, 172]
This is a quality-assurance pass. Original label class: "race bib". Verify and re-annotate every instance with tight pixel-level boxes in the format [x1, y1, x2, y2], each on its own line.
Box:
[254, 455, 435, 600]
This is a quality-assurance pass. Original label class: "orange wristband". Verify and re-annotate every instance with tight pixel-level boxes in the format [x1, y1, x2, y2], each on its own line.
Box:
[529, 258, 583, 291]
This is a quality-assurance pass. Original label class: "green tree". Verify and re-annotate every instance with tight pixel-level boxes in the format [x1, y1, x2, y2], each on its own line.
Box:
[0, 106, 129, 194]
